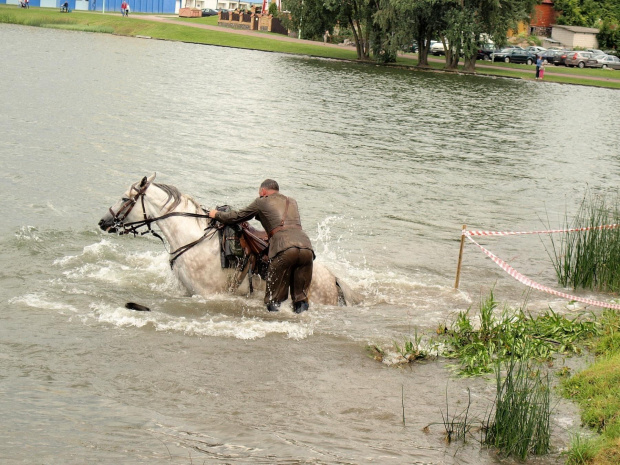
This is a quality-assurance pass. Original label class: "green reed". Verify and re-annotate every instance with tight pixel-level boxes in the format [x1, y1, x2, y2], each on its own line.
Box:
[483, 357, 551, 459]
[440, 387, 473, 444]
[546, 191, 620, 292]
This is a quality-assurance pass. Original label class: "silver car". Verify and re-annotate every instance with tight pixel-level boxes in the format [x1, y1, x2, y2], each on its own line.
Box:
[586, 54, 620, 70]
[564, 51, 593, 68]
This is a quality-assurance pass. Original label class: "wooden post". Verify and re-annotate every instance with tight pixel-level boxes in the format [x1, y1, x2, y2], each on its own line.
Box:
[454, 224, 467, 289]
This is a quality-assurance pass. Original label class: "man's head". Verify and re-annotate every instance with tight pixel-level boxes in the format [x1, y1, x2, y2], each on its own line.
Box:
[259, 179, 279, 197]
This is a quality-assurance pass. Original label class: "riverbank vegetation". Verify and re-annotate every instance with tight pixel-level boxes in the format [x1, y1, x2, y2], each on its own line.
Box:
[444, 290, 597, 376]
[281, 0, 620, 72]
[381, 288, 618, 461]
[547, 191, 620, 292]
[1, 6, 619, 89]
[562, 309, 620, 465]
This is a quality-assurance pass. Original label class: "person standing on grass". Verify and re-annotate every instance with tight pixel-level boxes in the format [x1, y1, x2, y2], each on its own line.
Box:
[535, 55, 543, 80]
[539, 60, 545, 80]
[121, 0, 126, 16]
[125, 2, 130, 16]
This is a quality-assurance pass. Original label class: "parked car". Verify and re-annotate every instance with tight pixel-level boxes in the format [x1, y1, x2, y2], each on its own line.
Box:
[539, 49, 562, 65]
[587, 49, 604, 56]
[525, 46, 546, 54]
[400, 42, 417, 53]
[201, 8, 218, 16]
[494, 48, 536, 64]
[564, 51, 593, 68]
[477, 44, 501, 60]
[586, 54, 620, 70]
[553, 49, 572, 66]
[430, 41, 446, 56]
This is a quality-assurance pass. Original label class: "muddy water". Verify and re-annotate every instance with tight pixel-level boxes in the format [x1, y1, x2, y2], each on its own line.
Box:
[1, 23, 619, 463]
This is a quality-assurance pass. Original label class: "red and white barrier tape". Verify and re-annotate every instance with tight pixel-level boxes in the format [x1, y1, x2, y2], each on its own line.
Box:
[464, 223, 620, 237]
[466, 236, 620, 311]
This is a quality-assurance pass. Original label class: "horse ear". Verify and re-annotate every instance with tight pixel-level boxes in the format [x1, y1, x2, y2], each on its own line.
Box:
[146, 173, 156, 184]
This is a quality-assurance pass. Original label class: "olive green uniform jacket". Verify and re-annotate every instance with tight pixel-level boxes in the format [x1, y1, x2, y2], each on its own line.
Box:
[214, 192, 314, 259]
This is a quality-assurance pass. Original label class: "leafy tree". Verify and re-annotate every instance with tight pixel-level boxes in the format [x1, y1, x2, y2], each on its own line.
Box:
[281, 0, 338, 41]
[553, 0, 620, 50]
[325, 0, 378, 60]
[381, 0, 444, 67]
[268, 1, 279, 15]
[598, 19, 620, 49]
[440, 0, 537, 72]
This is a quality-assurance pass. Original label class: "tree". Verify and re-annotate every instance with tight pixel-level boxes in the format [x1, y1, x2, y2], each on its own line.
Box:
[325, 0, 377, 60]
[446, 0, 538, 72]
[281, 0, 338, 41]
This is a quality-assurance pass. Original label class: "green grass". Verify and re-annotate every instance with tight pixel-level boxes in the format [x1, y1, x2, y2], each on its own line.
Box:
[562, 310, 620, 465]
[2, 5, 620, 88]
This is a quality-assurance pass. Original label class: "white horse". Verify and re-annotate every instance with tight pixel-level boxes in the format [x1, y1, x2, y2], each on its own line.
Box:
[98, 174, 353, 307]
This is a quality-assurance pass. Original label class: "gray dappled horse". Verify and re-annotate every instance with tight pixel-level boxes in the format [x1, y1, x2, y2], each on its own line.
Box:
[98, 174, 353, 307]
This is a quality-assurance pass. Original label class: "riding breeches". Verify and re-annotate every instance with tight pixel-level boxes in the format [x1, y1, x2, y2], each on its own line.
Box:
[264, 247, 313, 305]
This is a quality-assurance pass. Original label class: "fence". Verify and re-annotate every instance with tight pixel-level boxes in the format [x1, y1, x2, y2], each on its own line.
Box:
[217, 10, 288, 35]
[454, 223, 620, 311]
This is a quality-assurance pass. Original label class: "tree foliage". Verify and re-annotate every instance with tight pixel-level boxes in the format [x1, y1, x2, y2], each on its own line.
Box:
[284, 0, 541, 66]
[553, 0, 620, 50]
[281, 0, 338, 41]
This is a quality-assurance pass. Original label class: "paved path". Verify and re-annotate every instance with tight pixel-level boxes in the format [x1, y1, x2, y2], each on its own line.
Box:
[123, 14, 620, 83]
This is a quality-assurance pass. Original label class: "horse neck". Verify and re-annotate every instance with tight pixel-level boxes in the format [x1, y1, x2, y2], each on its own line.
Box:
[144, 189, 210, 250]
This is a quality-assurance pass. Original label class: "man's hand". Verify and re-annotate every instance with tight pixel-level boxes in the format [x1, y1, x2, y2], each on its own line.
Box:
[208, 209, 218, 219]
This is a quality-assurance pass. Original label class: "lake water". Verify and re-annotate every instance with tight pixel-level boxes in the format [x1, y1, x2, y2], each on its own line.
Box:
[1, 23, 620, 464]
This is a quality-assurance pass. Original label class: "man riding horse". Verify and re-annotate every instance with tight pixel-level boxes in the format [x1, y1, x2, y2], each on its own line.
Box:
[209, 179, 313, 314]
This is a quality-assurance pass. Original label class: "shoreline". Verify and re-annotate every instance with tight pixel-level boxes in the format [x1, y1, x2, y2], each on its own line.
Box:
[1, 6, 620, 89]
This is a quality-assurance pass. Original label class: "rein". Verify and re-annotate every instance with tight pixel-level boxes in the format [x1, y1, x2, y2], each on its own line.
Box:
[110, 182, 220, 269]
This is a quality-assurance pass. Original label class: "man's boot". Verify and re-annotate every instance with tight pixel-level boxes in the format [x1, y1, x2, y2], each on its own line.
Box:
[293, 300, 309, 314]
[266, 302, 280, 312]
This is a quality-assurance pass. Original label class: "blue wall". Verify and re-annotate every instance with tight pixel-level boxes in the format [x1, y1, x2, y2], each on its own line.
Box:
[0, 0, 177, 13]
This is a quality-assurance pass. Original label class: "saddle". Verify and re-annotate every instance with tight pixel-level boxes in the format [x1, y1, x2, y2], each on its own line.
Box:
[216, 209, 269, 293]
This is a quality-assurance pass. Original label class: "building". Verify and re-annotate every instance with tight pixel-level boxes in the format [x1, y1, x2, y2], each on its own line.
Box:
[529, 0, 560, 36]
[510, 0, 559, 38]
[183, 0, 260, 10]
[550, 25, 600, 49]
[1, 0, 180, 13]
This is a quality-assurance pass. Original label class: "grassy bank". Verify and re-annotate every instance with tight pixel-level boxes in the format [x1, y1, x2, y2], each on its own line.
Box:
[2, 5, 620, 89]
[562, 309, 620, 465]
[0, 6, 359, 59]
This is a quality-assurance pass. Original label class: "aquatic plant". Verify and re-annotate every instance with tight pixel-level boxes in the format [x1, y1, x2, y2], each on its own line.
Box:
[439, 387, 473, 444]
[546, 190, 620, 292]
[483, 357, 551, 460]
[445, 290, 598, 376]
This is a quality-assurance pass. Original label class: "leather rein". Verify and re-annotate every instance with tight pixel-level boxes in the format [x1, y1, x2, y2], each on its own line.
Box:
[109, 181, 219, 268]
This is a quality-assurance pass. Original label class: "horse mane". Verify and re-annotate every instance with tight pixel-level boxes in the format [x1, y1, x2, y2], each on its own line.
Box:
[154, 183, 204, 220]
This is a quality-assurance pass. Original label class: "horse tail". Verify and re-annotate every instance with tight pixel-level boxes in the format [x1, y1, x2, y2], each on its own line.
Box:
[335, 277, 360, 306]
[336, 279, 347, 306]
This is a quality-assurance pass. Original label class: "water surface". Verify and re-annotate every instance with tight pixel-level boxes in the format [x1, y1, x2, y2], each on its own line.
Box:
[1, 24, 619, 464]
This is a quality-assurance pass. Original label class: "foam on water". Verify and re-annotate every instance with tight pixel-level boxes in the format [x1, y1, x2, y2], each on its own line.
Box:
[9, 293, 79, 314]
[88, 302, 314, 340]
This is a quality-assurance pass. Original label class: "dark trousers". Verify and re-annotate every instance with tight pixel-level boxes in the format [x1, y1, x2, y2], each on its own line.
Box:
[264, 248, 313, 305]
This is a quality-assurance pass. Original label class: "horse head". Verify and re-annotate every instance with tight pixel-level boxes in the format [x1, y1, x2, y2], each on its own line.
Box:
[98, 173, 157, 234]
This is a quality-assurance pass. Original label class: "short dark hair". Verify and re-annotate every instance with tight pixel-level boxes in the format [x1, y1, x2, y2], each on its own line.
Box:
[260, 179, 279, 191]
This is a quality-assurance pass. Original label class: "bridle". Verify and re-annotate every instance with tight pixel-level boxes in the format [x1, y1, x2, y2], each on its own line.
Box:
[109, 179, 153, 231]
[108, 180, 220, 268]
